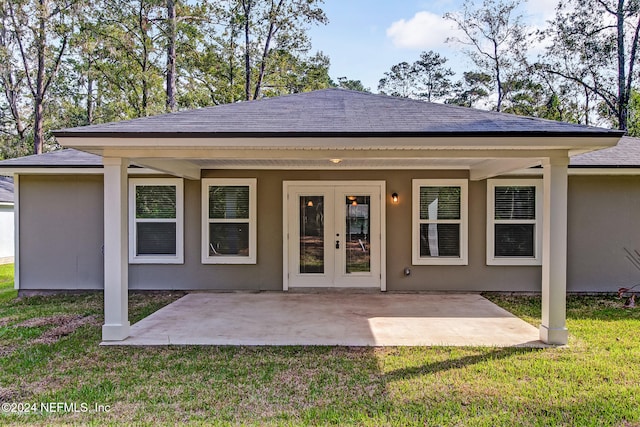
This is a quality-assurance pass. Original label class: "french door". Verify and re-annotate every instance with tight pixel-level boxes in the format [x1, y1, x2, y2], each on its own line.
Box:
[284, 182, 384, 289]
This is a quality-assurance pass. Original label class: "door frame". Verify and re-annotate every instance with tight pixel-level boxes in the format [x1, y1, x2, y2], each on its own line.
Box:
[282, 180, 386, 291]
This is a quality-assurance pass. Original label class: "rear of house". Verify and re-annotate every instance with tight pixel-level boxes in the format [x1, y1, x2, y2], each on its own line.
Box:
[1, 88, 636, 344]
[8, 165, 640, 293]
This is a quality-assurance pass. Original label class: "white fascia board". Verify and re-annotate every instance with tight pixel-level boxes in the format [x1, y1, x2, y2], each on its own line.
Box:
[58, 135, 622, 152]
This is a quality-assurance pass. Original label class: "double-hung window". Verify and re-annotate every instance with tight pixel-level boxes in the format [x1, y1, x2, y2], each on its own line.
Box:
[412, 179, 468, 265]
[129, 178, 184, 264]
[487, 179, 542, 265]
[202, 178, 257, 264]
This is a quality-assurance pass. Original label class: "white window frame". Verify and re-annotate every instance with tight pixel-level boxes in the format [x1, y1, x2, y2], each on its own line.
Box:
[128, 178, 184, 264]
[412, 179, 468, 266]
[487, 179, 542, 266]
[201, 178, 257, 264]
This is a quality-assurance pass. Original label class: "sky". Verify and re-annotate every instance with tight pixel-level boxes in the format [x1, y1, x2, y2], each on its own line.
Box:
[307, 0, 561, 92]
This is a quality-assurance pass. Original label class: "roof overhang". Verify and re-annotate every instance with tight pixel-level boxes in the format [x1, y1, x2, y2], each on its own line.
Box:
[55, 134, 622, 181]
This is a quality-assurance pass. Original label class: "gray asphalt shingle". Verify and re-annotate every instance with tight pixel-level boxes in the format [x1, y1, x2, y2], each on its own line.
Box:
[0, 149, 102, 167]
[0, 90, 634, 169]
[571, 136, 640, 167]
[53, 88, 621, 137]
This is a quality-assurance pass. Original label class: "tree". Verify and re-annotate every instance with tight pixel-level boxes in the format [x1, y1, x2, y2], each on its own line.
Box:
[445, 0, 529, 112]
[0, 0, 83, 154]
[378, 52, 456, 101]
[627, 89, 640, 136]
[258, 50, 332, 95]
[0, 5, 28, 145]
[86, 0, 166, 119]
[412, 51, 454, 102]
[0, 0, 333, 157]
[236, 0, 327, 101]
[378, 61, 414, 98]
[541, 0, 640, 130]
[336, 77, 370, 92]
[446, 71, 491, 107]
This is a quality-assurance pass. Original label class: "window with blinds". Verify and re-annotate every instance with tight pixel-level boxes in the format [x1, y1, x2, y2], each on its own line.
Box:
[487, 179, 542, 266]
[412, 179, 468, 265]
[129, 178, 184, 264]
[202, 178, 257, 264]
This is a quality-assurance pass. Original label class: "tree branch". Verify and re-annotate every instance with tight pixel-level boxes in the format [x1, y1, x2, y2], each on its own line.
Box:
[6, 1, 35, 97]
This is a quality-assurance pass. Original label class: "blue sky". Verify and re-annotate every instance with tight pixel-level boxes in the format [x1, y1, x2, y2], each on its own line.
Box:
[308, 0, 560, 92]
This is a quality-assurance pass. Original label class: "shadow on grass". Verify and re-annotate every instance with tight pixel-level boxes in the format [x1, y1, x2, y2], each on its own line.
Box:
[384, 347, 542, 381]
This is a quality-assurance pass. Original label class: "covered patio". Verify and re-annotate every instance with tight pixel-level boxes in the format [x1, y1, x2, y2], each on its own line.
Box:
[101, 293, 546, 347]
[51, 89, 625, 346]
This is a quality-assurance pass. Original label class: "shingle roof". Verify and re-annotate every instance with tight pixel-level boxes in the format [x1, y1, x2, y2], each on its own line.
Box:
[0, 176, 13, 203]
[571, 136, 640, 167]
[53, 88, 622, 138]
[0, 149, 102, 168]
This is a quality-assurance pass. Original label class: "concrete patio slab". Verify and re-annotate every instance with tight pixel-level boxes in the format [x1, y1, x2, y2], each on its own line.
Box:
[102, 293, 547, 347]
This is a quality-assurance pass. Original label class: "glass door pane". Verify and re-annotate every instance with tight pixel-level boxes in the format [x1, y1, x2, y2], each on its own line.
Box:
[344, 195, 370, 273]
[299, 196, 324, 273]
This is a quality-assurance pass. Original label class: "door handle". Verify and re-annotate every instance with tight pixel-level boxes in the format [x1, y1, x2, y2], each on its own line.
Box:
[335, 240, 340, 249]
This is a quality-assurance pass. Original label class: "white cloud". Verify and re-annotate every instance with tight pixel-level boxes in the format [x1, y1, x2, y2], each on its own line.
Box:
[386, 11, 462, 50]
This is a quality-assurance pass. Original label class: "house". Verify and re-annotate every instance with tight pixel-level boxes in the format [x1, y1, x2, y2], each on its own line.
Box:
[0, 88, 635, 346]
[0, 176, 14, 264]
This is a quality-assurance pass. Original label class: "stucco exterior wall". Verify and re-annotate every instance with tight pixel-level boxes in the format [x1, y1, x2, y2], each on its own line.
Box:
[567, 175, 640, 292]
[19, 175, 104, 289]
[126, 170, 542, 291]
[15, 171, 640, 293]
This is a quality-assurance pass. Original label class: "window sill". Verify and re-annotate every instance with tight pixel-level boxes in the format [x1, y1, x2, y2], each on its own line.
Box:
[412, 257, 468, 266]
[486, 257, 541, 266]
[129, 256, 184, 264]
[202, 256, 256, 265]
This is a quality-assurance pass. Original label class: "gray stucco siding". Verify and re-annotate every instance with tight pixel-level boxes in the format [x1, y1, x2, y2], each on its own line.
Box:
[15, 171, 640, 293]
[567, 175, 640, 292]
[19, 175, 104, 290]
[134, 169, 537, 292]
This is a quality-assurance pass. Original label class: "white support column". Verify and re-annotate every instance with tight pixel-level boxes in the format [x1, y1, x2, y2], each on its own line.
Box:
[102, 157, 130, 341]
[540, 156, 569, 345]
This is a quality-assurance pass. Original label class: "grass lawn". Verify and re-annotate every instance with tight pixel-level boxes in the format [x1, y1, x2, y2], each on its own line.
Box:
[0, 269, 638, 427]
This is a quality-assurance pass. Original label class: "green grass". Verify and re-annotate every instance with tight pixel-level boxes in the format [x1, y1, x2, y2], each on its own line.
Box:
[0, 263, 15, 303]
[0, 273, 638, 426]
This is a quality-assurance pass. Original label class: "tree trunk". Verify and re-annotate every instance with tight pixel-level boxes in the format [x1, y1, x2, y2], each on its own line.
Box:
[584, 86, 590, 127]
[253, 20, 274, 100]
[166, 0, 177, 112]
[242, 0, 252, 101]
[139, 2, 149, 116]
[33, 0, 47, 154]
[33, 99, 45, 154]
[253, 0, 283, 100]
[616, 0, 627, 130]
[493, 41, 502, 112]
[87, 71, 94, 124]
